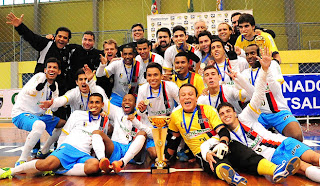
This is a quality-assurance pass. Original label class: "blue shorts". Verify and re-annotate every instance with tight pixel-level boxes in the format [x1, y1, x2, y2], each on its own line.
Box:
[109, 141, 131, 163]
[50, 143, 94, 174]
[271, 138, 311, 165]
[110, 93, 123, 107]
[258, 110, 299, 133]
[12, 113, 60, 136]
[146, 138, 155, 149]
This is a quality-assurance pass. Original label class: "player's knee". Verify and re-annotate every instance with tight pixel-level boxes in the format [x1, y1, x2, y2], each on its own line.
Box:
[137, 131, 147, 138]
[147, 147, 157, 160]
[84, 159, 100, 175]
[32, 120, 46, 133]
[36, 158, 58, 171]
[55, 119, 66, 128]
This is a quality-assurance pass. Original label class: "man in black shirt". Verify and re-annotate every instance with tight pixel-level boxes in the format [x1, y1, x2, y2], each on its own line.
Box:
[152, 27, 172, 57]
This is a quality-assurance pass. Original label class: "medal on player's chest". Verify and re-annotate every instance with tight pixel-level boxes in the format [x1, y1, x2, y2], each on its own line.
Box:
[128, 83, 131, 90]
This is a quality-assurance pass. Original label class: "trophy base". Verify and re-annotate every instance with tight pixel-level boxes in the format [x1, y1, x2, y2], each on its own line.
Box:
[151, 164, 170, 174]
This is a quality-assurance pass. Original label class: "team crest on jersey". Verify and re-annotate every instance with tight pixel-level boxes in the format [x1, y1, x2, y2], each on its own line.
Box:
[120, 73, 123, 78]
[184, 128, 212, 140]
[83, 122, 87, 126]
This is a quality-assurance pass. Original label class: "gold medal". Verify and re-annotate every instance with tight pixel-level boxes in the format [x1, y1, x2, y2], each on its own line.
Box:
[128, 84, 131, 89]
[144, 99, 150, 105]
[200, 63, 206, 69]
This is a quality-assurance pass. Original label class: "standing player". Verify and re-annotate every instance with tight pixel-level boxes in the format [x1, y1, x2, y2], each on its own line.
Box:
[96, 45, 146, 107]
[1, 93, 106, 178]
[217, 51, 320, 183]
[197, 65, 252, 114]
[136, 63, 180, 159]
[167, 84, 299, 185]
[135, 38, 163, 71]
[11, 58, 66, 167]
[91, 94, 152, 173]
[241, 44, 303, 142]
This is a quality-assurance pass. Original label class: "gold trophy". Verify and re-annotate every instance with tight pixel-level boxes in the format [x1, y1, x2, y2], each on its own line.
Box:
[148, 116, 171, 174]
[255, 35, 266, 54]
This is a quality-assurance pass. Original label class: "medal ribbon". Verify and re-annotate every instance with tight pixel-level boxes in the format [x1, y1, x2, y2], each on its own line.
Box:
[201, 53, 210, 64]
[123, 60, 134, 86]
[89, 111, 101, 122]
[215, 59, 227, 82]
[182, 107, 198, 134]
[208, 86, 221, 108]
[80, 91, 90, 111]
[250, 68, 260, 86]
[147, 82, 162, 100]
[231, 122, 248, 146]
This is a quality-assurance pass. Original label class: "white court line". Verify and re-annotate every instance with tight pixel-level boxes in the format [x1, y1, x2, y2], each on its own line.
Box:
[120, 168, 203, 173]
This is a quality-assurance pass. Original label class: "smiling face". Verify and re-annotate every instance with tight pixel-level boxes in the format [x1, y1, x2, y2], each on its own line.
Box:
[82, 34, 95, 50]
[218, 105, 237, 127]
[44, 62, 61, 82]
[157, 31, 171, 48]
[137, 43, 151, 60]
[245, 45, 259, 68]
[174, 56, 189, 77]
[146, 67, 162, 90]
[179, 86, 198, 112]
[104, 43, 117, 61]
[55, 31, 69, 49]
[88, 95, 104, 116]
[211, 41, 225, 62]
[199, 35, 211, 54]
[173, 30, 188, 48]
[218, 23, 232, 42]
[122, 94, 136, 114]
[122, 48, 134, 65]
[203, 68, 221, 89]
[132, 26, 144, 41]
[76, 74, 89, 93]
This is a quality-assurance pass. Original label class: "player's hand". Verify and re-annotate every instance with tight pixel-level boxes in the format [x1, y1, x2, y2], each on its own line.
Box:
[211, 143, 229, 160]
[39, 98, 54, 110]
[207, 60, 215, 66]
[6, 12, 24, 27]
[162, 72, 172, 81]
[225, 66, 237, 80]
[100, 54, 108, 65]
[192, 44, 200, 50]
[83, 64, 95, 81]
[206, 151, 217, 172]
[257, 47, 271, 72]
[100, 111, 108, 117]
[235, 46, 241, 56]
[137, 101, 147, 113]
[152, 40, 160, 49]
[46, 34, 54, 40]
[201, 88, 209, 96]
[255, 29, 262, 36]
[127, 113, 136, 121]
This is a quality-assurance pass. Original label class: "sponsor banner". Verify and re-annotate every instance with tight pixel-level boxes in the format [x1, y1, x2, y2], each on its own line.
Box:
[0, 89, 20, 119]
[282, 74, 320, 116]
[147, 10, 252, 42]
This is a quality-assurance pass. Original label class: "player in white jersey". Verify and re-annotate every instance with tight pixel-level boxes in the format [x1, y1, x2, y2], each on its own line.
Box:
[241, 44, 303, 142]
[135, 38, 163, 72]
[217, 53, 320, 183]
[163, 25, 202, 74]
[88, 94, 152, 173]
[136, 63, 179, 159]
[211, 39, 248, 85]
[11, 58, 66, 167]
[197, 65, 253, 114]
[1, 93, 106, 179]
[96, 45, 146, 107]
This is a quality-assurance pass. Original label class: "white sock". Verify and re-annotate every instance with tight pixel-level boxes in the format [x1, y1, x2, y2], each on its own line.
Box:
[92, 134, 105, 160]
[121, 135, 146, 166]
[40, 128, 61, 154]
[19, 121, 46, 161]
[305, 166, 320, 182]
[11, 160, 39, 175]
[63, 163, 86, 176]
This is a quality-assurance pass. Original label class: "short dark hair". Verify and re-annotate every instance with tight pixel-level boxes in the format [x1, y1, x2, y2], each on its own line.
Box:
[146, 62, 162, 75]
[172, 25, 186, 35]
[203, 65, 219, 74]
[131, 23, 144, 32]
[211, 38, 224, 46]
[179, 83, 198, 97]
[238, 13, 255, 26]
[198, 30, 213, 40]
[136, 38, 151, 47]
[247, 44, 260, 56]
[75, 68, 85, 81]
[156, 27, 171, 38]
[217, 102, 235, 113]
[231, 12, 241, 20]
[45, 57, 61, 70]
[55, 27, 72, 39]
[122, 44, 135, 53]
[89, 92, 104, 103]
[83, 31, 95, 40]
[175, 51, 188, 59]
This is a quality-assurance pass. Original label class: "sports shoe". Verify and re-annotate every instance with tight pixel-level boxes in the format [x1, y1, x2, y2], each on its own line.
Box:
[112, 160, 124, 173]
[15, 160, 26, 167]
[218, 164, 247, 186]
[99, 158, 112, 174]
[177, 151, 189, 162]
[273, 157, 300, 183]
[36, 150, 52, 159]
[31, 148, 39, 157]
[42, 171, 55, 177]
[0, 167, 12, 179]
